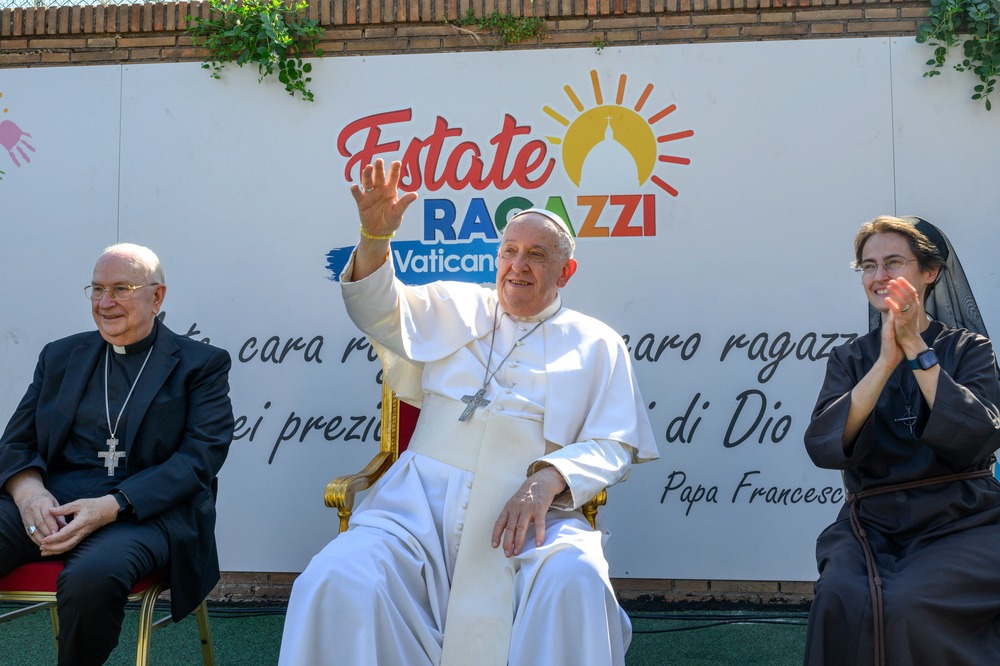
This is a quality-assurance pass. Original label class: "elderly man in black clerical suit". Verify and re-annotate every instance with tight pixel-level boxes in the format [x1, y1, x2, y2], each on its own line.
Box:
[0, 243, 234, 666]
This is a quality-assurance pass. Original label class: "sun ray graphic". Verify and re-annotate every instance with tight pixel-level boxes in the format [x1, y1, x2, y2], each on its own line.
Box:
[542, 71, 693, 196]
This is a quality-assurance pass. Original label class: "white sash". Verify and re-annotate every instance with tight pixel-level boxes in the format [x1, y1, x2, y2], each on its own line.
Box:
[407, 394, 547, 666]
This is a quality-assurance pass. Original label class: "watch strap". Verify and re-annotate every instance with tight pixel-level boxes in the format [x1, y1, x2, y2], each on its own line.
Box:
[110, 490, 133, 521]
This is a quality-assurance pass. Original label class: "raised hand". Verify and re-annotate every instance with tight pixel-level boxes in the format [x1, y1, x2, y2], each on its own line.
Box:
[878, 308, 904, 369]
[348, 159, 419, 281]
[350, 159, 418, 240]
[882, 276, 924, 352]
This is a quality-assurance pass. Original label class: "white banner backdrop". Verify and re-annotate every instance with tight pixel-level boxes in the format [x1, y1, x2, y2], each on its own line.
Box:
[1, 37, 997, 580]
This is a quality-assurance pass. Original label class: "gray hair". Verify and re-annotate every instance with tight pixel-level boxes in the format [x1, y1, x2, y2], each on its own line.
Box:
[100, 243, 165, 284]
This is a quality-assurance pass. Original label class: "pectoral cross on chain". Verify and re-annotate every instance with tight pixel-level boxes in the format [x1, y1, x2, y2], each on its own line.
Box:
[459, 388, 490, 422]
[894, 405, 917, 437]
[459, 303, 554, 423]
[99, 437, 126, 476]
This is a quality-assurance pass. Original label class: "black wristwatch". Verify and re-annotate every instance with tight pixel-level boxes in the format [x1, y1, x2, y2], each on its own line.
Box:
[110, 490, 134, 521]
[906, 348, 939, 371]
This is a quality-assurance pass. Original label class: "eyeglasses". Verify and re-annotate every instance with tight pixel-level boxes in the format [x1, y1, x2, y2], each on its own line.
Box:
[84, 284, 158, 301]
[854, 257, 919, 276]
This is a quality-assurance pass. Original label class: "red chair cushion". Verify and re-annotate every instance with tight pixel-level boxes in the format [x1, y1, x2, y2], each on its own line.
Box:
[0, 561, 63, 591]
[397, 401, 419, 453]
[0, 561, 162, 594]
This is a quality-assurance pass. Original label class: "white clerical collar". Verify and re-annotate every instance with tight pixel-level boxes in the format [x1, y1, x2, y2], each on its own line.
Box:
[110, 322, 158, 355]
[501, 297, 563, 323]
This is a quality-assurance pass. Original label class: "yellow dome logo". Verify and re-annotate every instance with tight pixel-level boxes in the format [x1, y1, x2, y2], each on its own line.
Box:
[543, 71, 693, 196]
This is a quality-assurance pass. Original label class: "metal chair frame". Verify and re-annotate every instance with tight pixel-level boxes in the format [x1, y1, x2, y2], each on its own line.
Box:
[0, 561, 216, 665]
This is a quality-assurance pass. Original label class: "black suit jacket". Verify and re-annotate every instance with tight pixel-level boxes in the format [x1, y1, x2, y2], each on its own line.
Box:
[0, 320, 235, 620]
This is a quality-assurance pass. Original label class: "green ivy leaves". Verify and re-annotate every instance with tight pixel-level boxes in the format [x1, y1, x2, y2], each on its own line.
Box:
[453, 9, 548, 47]
[917, 0, 998, 110]
[187, 0, 324, 102]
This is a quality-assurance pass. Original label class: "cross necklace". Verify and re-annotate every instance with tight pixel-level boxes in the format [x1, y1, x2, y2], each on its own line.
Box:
[101, 344, 154, 476]
[459, 302, 560, 422]
[891, 368, 918, 437]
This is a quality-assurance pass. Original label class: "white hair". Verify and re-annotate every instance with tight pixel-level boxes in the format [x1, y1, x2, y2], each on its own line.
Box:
[99, 243, 165, 284]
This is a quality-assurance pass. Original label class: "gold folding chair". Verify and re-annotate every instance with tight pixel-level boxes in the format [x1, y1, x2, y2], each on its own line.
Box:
[0, 561, 216, 665]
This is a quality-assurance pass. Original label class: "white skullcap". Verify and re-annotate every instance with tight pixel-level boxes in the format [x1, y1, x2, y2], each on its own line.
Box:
[509, 207, 573, 237]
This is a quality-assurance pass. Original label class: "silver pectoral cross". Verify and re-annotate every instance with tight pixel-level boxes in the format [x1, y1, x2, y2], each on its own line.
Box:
[99, 437, 126, 476]
[894, 405, 917, 437]
[459, 388, 490, 422]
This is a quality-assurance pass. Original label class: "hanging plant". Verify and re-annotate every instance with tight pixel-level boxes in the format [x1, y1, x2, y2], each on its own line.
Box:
[187, 0, 325, 102]
[916, 0, 999, 110]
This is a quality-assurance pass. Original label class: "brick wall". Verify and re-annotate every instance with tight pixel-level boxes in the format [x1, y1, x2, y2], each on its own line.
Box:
[211, 572, 814, 607]
[0, 0, 931, 67]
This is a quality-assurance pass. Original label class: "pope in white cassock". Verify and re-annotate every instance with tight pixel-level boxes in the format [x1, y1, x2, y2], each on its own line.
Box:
[279, 159, 659, 666]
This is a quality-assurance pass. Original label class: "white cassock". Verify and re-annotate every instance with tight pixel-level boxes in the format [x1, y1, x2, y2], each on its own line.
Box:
[279, 254, 658, 666]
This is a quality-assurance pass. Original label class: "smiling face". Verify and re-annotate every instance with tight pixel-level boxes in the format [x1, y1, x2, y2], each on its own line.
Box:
[90, 250, 166, 346]
[859, 232, 939, 314]
[495, 214, 577, 318]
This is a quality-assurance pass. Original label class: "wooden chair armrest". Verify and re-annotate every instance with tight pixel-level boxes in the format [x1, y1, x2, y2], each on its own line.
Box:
[324, 451, 395, 533]
[582, 489, 607, 530]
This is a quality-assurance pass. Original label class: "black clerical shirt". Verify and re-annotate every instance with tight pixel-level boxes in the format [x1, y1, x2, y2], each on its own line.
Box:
[47, 325, 158, 504]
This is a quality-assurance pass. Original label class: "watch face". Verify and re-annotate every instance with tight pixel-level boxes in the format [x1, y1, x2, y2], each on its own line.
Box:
[918, 349, 938, 370]
[907, 349, 939, 370]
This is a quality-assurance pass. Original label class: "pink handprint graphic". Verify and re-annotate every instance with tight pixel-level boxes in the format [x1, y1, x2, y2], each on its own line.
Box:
[0, 120, 35, 168]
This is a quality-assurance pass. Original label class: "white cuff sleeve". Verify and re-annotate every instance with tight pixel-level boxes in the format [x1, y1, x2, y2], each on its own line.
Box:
[528, 438, 632, 510]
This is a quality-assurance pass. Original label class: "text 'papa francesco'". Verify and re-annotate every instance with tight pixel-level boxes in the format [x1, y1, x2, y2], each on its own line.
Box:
[660, 470, 845, 516]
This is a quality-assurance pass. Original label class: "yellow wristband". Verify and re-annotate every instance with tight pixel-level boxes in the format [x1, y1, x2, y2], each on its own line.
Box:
[359, 225, 395, 241]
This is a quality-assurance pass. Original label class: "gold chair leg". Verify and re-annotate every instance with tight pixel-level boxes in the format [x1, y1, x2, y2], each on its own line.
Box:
[195, 600, 217, 665]
[49, 604, 60, 655]
[134, 583, 165, 666]
[127, 582, 213, 666]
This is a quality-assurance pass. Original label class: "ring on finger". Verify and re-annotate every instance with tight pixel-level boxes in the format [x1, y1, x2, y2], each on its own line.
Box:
[364, 187, 375, 193]
[901, 305, 911, 312]
[28, 525, 37, 536]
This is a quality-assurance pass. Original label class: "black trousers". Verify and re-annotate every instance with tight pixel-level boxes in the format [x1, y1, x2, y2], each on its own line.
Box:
[0, 494, 169, 666]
